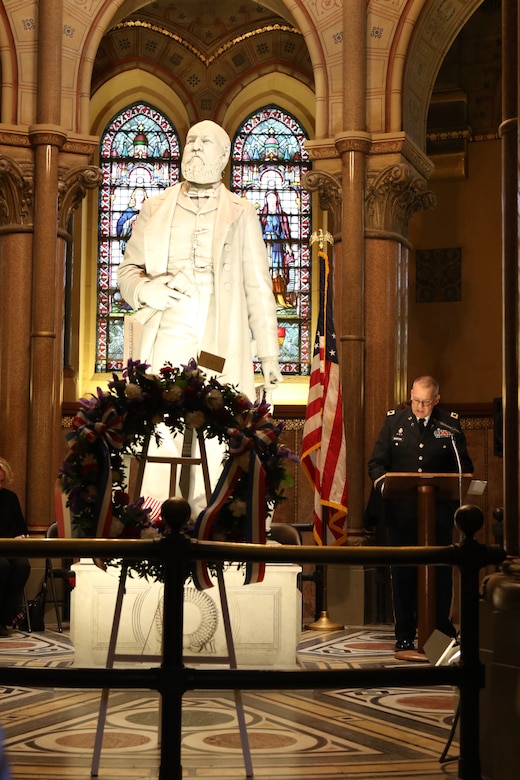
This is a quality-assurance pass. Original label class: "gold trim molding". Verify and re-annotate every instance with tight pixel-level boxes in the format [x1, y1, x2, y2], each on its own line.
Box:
[113, 20, 302, 66]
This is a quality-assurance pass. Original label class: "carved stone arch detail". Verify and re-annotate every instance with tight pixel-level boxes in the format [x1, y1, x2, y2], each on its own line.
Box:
[302, 170, 342, 229]
[57, 165, 102, 234]
[0, 156, 34, 227]
[365, 163, 437, 242]
[400, 0, 483, 147]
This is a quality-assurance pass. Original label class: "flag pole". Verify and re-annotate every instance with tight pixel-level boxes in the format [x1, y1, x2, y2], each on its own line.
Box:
[304, 229, 346, 632]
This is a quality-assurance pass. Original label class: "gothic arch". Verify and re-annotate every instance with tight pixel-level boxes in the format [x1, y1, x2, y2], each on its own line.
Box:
[276, 1, 331, 137]
[76, 0, 132, 134]
[75, 0, 326, 138]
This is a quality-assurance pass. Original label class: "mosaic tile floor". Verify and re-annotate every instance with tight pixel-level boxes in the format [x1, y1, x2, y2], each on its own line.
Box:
[0, 625, 460, 779]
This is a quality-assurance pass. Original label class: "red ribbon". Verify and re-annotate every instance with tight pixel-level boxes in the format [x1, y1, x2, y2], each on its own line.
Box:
[191, 413, 279, 590]
[68, 404, 125, 450]
[65, 403, 123, 540]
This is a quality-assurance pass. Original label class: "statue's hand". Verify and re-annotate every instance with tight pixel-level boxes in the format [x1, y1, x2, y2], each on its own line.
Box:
[168, 271, 196, 298]
[138, 275, 187, 310]
[260, 357, 283, 388]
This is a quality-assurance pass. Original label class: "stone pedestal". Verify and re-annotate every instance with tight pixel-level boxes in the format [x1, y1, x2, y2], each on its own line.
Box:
[70, 559, 302, 668]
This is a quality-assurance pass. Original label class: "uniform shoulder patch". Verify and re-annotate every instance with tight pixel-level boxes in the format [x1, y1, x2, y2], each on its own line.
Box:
[387, 409, 396, 416]
[450, 411, 459, 420]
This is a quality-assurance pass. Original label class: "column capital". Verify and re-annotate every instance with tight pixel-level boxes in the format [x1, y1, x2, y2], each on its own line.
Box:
[302, 169, 342, 227]
[365, 163, 437, 244]
[0, 156, 102, 232]
[58, 165, 102, 233]
[0, 156, 34, 229]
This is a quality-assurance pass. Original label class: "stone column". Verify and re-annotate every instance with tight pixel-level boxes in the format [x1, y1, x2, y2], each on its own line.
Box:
[24, 0, 65, 524]
[0, 156, 34, 496]
[335, 0, 368, 535]
[27, 126, 68, 525]
[26, 135, 102, 527]
[364, 154, 436, 458]
[334, 133, 371, 535]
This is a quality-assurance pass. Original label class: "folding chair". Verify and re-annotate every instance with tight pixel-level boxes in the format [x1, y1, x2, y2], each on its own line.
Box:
[43, 522, 75, 632]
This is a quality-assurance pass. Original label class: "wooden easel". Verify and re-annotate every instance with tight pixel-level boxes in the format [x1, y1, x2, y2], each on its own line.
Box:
[90, 431, 253, 777]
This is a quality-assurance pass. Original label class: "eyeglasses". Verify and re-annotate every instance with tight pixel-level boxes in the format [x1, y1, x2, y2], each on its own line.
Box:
[412, 398, 434, 406]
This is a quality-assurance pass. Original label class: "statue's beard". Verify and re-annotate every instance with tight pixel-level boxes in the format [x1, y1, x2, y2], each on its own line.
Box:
[182, 157, 223, 184]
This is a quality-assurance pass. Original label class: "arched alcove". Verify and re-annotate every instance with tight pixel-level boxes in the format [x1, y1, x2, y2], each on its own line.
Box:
[69, 1, 319, 399]
[400, 0, 484, 147]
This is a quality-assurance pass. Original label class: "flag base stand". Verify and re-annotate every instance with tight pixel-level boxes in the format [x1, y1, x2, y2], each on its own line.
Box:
[307, 610, 344, 631]
[306, 562, 344, 631]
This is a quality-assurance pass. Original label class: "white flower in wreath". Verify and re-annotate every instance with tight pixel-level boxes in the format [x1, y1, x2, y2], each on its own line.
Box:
[162, 386, 183, 402]
[110, 518, 125, 537]
[205, 388, 224, 409]
[124, 383, 143, 399]
[185, 411, 206, 429]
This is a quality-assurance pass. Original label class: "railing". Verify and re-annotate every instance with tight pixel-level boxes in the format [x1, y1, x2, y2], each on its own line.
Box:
[0, 504, 505, 780]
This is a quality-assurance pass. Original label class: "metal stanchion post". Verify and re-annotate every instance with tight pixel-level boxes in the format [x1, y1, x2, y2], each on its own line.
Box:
[307, 564, 343, 631]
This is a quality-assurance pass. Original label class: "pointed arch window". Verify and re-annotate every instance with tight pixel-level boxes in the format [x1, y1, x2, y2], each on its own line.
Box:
[96, 103, 181, 372]
[231, 106, 312, 375]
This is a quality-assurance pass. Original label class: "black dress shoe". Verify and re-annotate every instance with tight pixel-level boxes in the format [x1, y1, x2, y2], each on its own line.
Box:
[395, 638, 415, 651]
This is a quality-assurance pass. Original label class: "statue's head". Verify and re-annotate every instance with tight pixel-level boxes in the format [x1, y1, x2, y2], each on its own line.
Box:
[181, 120, 231, 184]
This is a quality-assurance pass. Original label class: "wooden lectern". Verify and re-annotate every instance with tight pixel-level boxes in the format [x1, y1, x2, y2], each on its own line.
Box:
[383, 472, 473, 655]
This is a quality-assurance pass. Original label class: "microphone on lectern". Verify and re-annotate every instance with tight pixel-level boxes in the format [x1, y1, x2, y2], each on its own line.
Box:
[437, 420, 460, 436]
[438, 420, 463, 504]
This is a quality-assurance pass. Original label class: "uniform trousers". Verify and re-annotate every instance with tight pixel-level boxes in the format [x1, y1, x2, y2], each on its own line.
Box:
[387, 512, 457, 643]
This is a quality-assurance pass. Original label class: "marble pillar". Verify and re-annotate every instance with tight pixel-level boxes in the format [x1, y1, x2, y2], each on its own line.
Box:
[0, 213, 33, 499]
[364, 158, 436, 457]
[27, 126, 67, 524]
[336, 0, 368, 535]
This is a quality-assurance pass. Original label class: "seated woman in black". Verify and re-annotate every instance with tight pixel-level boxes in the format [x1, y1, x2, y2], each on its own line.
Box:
[0, 457, 30, 636]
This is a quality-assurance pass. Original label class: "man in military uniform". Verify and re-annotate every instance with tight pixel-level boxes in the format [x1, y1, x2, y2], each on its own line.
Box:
[368, 376, 474, 652]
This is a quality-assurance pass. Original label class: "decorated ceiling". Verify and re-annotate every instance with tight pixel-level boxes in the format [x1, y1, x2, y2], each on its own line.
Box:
[93, 0, 502, 139]
[93, 0, 312, 115]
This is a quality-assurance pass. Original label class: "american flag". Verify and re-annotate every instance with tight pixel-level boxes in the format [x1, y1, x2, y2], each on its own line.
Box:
[301, 247, 348, 545]
[142, 495, 164, 521]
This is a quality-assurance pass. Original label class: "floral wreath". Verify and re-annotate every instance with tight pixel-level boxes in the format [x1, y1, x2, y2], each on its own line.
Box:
[58, 359, 298, 585]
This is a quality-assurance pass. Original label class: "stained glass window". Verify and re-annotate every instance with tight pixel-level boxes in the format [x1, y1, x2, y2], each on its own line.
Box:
[231, 106, 312, 376]
[96, 103, 181, 372]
